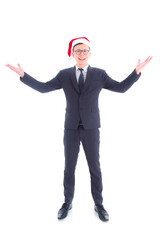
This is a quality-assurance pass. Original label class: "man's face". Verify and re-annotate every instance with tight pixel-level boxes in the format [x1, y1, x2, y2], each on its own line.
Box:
[72, 43, 91, 68]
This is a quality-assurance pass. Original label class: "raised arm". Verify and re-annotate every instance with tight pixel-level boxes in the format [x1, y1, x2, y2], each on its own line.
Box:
[6, 64, 62, 93]
[103, 56, 153, 93]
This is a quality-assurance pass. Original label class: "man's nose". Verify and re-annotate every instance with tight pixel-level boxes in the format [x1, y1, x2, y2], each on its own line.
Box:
[79, 51, 85, 55]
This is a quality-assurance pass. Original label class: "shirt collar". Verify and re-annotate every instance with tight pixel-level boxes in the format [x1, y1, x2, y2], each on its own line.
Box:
[75, 65, 89, 73]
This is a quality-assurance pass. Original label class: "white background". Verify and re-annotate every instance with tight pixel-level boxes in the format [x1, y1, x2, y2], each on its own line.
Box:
[0, 0, 160, 239]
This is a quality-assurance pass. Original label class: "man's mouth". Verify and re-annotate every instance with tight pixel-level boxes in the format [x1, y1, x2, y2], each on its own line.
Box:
[79, 58, 86, 61]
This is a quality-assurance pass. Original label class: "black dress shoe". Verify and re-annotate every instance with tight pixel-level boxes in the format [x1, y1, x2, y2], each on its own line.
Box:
[95, 204, 109, 222]
[57, 203, 72, 220]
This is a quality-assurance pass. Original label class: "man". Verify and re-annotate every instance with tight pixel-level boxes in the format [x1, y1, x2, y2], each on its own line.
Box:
[6, 37, 152, 222]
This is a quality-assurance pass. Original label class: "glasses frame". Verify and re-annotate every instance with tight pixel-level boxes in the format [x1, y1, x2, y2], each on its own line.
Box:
[74, 49, 90, 55]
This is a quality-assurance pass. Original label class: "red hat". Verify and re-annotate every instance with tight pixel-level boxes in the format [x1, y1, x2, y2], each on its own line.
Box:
[68, 37, 90, 57]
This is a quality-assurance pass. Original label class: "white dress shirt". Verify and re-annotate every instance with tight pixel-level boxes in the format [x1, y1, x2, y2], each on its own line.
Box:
[75, 65, 88, 83]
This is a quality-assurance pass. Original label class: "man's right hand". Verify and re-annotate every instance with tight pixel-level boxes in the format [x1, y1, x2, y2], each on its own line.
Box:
[6, 64, 24, 78]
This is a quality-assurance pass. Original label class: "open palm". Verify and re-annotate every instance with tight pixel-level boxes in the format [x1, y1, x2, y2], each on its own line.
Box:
[136, 56, 152, 75]
[6, 64, 24, 78]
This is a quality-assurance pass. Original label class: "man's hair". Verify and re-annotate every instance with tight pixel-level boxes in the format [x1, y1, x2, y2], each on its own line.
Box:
[72, 43, 90, 51]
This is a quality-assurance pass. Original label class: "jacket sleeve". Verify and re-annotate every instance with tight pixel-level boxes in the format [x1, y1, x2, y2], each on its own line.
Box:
[103, 69, 141, 93]
[20, 72, 62, 93]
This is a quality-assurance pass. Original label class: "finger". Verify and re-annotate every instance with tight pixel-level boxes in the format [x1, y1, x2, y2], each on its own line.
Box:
[6, 64, 13, 68]
[17, 63, 24, 72]
[17, 64, 22, 70]
[6, 64, 16, 71]
[17, 63, 22, 68]
[137, 59, 141, 65]
[145, 56, 150, 62]
[146, 56, 152, 62]
[148, 56, 153, 61]
[145, 56, 153, 64]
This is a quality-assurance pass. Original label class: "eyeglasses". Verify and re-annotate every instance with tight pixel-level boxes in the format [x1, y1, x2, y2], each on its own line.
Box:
[74, 49, 90, 55]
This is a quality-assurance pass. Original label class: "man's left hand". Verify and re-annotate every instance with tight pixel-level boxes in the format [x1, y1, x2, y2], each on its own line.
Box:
[136, 56, 153, 75]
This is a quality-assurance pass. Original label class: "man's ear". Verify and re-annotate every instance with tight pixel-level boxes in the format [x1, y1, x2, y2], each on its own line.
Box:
[72, 51, 74, 58]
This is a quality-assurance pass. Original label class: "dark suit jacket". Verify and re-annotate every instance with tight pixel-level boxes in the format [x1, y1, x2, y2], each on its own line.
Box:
[20, 66, 141, 129]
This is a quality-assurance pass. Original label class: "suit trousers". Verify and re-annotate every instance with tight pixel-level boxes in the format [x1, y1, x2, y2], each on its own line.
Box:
[63, 126, 103, 205]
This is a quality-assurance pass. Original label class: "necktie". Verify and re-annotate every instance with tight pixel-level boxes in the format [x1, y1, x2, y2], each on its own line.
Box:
[78, 68, 84, 93]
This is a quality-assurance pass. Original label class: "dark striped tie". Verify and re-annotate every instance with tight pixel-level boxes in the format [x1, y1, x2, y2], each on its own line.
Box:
[78, 68, 84, 93]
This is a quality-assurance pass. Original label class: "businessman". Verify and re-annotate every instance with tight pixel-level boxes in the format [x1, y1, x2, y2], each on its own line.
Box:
[6, 37, 152, 221]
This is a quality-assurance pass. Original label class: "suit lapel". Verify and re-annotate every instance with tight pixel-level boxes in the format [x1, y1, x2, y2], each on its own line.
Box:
[71, 66, 80, 93]
[82, 65, 92, 93]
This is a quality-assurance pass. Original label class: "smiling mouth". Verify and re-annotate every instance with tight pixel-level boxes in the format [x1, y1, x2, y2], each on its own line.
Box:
[79, 58, 86, 61]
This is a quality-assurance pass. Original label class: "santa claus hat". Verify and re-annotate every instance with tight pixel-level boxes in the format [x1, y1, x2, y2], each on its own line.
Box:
[68, 37, 90, 57]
